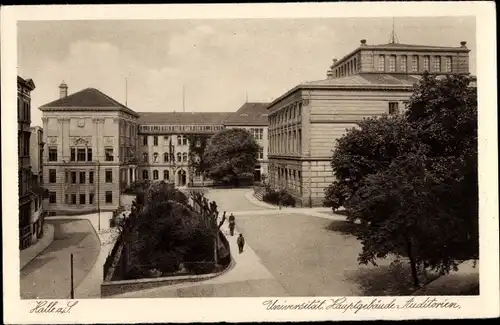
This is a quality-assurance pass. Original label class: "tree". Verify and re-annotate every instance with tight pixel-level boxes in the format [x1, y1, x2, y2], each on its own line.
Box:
[325, 73, 478, 287]
[203, 128, 259, 186]
[186, 134, 210, 185]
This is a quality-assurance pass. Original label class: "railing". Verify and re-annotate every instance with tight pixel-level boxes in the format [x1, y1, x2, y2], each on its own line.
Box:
[103, 231, 124, 280]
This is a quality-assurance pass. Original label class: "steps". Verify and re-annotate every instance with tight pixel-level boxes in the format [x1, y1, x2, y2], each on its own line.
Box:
[253, 188, 265, 201]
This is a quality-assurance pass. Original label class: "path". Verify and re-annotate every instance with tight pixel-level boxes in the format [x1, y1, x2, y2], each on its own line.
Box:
[20, 219, 100, 299]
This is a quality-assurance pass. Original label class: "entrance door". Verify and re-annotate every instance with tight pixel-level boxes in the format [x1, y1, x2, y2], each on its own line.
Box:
[178, 169, 187, 186]
[254, 165, 261, 182]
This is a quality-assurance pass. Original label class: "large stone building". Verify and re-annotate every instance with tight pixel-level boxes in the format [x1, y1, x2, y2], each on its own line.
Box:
[224, 102, 270, 181]
[40, 83, 140, 215]
[267, 39, 472, 207]
[18, 76, 40, 249]
[29, 125, 47, 243]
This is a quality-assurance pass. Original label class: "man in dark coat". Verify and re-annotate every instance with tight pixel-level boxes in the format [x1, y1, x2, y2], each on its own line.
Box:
[228, 213, 235, 236]
[237, 234, 245, 253]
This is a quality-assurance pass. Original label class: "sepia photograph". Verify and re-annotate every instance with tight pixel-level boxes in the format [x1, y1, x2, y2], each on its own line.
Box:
[2, 2, 498, 323]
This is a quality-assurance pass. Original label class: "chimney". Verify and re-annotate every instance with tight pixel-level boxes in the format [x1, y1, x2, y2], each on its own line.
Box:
[360, 39, 367, 46]
[59, 81, 68, 98]
[326, 70, 334, 79]
[460, 41, 467, 48]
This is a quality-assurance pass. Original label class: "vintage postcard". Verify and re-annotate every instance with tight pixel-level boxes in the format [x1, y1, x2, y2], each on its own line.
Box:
[1, 2, 498, 323]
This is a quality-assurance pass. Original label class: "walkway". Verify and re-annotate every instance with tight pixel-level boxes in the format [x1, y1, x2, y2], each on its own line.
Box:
[20, 219, 100, 299]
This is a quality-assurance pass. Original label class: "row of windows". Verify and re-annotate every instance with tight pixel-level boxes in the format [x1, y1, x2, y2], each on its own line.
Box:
[270, 129, 302, 155]
[119, 120, 137, 138]
[377, 55, 452, 73]
[48, 169, 114, 184]
[333, 57, 358, 78]
[273, 166, 303, 194]
[270, 102, 303, 127]
[143, 135, 188, 147]
[48, 147, 114, 162]
[48, 191, 113, 204]
[143, 152, 189, 163]
[141, 169, 186, 181]
[248, 128, 264, 140]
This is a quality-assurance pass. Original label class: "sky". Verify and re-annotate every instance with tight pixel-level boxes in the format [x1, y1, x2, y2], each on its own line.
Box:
[18, 17, 476, 127]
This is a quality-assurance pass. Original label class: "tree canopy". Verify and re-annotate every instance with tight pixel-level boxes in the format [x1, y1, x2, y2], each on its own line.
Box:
[203, 128, 260, 185]
[324, 73, 478, 287]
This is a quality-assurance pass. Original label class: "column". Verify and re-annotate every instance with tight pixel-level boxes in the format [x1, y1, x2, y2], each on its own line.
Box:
[126, 168, 130, 186]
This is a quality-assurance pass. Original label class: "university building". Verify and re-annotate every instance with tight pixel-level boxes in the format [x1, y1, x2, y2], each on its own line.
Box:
[224, 102, 270, 181]
[267, 39, 472, 207]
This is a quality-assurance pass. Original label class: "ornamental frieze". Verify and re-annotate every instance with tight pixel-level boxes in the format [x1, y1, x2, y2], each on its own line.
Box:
[104, 136, 114, 145]
[70, 136, 92, 146]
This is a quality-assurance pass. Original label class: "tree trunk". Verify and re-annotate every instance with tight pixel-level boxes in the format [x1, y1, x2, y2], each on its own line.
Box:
[405, 236, 420, 288]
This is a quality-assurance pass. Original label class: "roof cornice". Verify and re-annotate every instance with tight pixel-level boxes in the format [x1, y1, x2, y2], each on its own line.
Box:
[39, 106, 140, 118]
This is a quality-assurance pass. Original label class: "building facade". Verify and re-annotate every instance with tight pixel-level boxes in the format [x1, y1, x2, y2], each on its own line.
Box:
[137, 112, 231, 187]
[267, 40, 472, 207]
[29, 125, 47, 243]
[40, 83, 140, 215]
[224, 102, 270, 181]
[18, 76, 37, 249]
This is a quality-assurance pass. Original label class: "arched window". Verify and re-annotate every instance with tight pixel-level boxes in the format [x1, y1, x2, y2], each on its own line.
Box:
[177, 135, 182, 146]
[177, 152, 182, 162]
[182, 153, 188, 162]
[163, 170, 169, 180]
[142, 152, 148, 163]
[153, 152, 159, 163]
[163, 153, 169, 162]
[142, 170, 149, 180]
[153, 170, 159, 180]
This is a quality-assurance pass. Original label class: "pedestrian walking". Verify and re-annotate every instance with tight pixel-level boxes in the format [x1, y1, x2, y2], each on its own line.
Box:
[237, 234, 245, 253]
[228, 213, 236, 236]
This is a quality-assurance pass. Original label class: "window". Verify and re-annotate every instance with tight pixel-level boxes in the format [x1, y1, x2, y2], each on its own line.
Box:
[64, 171, 68, 183]
[153, 136, 158, 146]
[434, 56, 441, 72]
[182, 153, 188, 162]
[49, 192, 56, 203]
[48, 148, 58, 161]
[64, 194, 68, 204]
[71, 194, 77, 205]
[79, 172, 86, 184]
[89, 193, 94, 204]
[445, 56, 452, 72]
[143, 136, 148, 146]
[87, 148, 92, 162]
[49, 169, 56, 183]
[388, 55, 396, 72]
[153, 170, 159, 180]
[177, 152, 182, 162]
[142, 170, 149, 180]
[412, 55, 419, 72]
[389, 102, 400, 115]
[423, 56, 430, 71]
[163, 136, 169, 145]
[105, 170, 113, 183]
[258, 147, 264, 160]
[153, 152, 159, 163]
[71, 171, 77, 184]
[80, 194, 86, 205]
[77, 148, 86, 161]
[89, 171, 94, 184]
[105, 148, 114, 161]
[142, 152, 148, 163]
[163, 170, 169, 180]
[177, 136, 182, 146]
[105, 191, 113, 203]
[71, 148, 76, 161]
[378, 55, 385, 71]
[400, 55, 407, 72]
[183, 137, 188, 146]
[163, 153, 169, 162]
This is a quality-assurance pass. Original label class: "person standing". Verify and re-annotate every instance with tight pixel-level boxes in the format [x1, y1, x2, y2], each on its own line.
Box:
[237, 234, 245, 253]
[228, 213, 236, 236]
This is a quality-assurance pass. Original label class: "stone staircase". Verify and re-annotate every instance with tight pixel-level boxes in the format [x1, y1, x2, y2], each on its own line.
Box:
[253, 187, 265, 201]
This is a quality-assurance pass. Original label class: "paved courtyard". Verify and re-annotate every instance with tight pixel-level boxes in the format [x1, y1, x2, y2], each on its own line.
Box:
[20, 219, 100, 299]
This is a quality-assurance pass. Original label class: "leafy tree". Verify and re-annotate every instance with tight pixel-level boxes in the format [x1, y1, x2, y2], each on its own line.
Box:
[186, 134, 211, 184]
[324, 73, 477, 287]
[203, 128, 259, 186]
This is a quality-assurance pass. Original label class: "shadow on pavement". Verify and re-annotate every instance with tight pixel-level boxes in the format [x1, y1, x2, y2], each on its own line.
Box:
[20, 256, 58, 277]
[325, 220, 361, 237]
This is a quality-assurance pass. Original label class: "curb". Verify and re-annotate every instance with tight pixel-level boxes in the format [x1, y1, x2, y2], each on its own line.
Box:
[20, 223, 55, 270]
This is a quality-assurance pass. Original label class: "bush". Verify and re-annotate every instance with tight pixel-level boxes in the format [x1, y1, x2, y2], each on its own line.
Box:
[262, 187, 296, 207]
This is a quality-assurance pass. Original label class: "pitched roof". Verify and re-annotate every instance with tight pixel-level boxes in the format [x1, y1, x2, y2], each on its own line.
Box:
[363, 43, 469, 51]
[138, 112, 232, 125]
[39, 88, 139, 117]
[224, 102, 269, 126]
[303, 73, 422, 87]
[18, 76, 36, 90]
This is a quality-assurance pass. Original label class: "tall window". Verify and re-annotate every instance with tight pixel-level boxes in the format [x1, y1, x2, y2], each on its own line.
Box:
[153, 152, 159, 163]
[80, 194, 86, 205]
[87, 148, 92, 162]
[71, 171, 77, 184]
[105, 148, 114, 161]
[378, 55, 385, 71]
[423, 56, 430, 71]
[79, 171, 86, 184]
[177, 152, 182, 162]
[142, 170, 149, 180]
[434, 56, 441, 72]
[71, 194, 77, 205]
[163, 153, 169, 162]
[182, 153, 188, 162]
[445, 56, 452, 72]
[177, 136, 182, 146]
[153, 136, 158, 146]
[49, 169, 56, 183]
[388, 55, 396, 72]
[105, 191, 112, 203]
[89, 193, 95, 204]
[153, 170, 159, 180]
[105, 170, 112, 183]
[142, 152, 148, 163]
[389, 102, 400, 115]
[163, 136, 169, 146]
[89, 171, 94, 184]
[258, 147, 264, 160]
[71, 148, 76, 161]
[143, 136, 148, 146]
[412, 55, 419, 72]
[48, 148, 58, 161]
[163, 170, 169, 180]
[400, 55, 407, 72]
[77, 148, 86, 161]
[49, 192, 56, 203]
